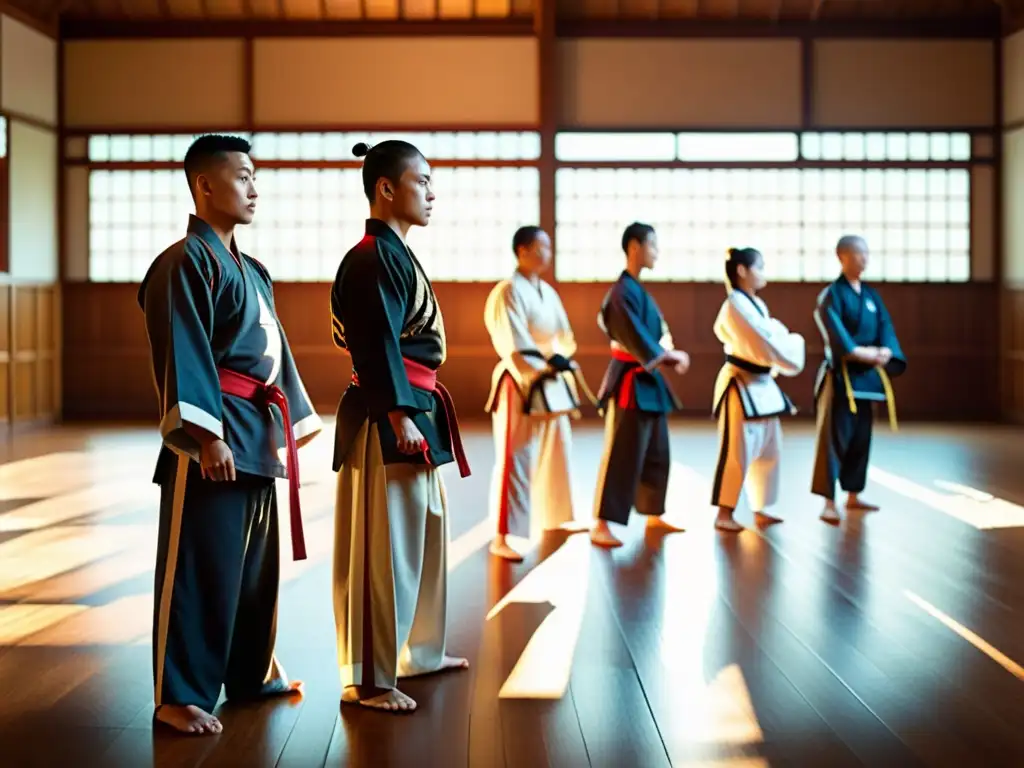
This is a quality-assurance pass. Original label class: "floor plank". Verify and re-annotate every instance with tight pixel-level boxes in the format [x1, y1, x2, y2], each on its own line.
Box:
[3, 419, 1024, 767]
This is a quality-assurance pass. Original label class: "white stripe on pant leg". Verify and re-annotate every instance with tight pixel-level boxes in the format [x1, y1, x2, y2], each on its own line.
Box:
[591, 401, 624, 520]
[713, 389, 751, 509]
[746, 417, 782, 513]
[397, 467, 449, 677]
[530, 414, 574, 537]
[333, 421, 391, 689]
[154, 454, 190, 707]
[489, 378, 535, 539]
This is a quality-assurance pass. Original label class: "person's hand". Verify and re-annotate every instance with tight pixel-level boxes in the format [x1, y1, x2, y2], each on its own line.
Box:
[388, 411, 426, 455]
[877, 347, 893, 366]
[668, 349, 690, 375]
[200, 439, 236, 482]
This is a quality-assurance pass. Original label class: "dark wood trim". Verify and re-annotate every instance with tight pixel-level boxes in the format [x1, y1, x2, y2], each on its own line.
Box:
[1002, 119, 1024, 134]
[552, 160, 983, 170]
[535, 0, 556, 262]
[556, 18, 1000, 40]
[801, 36, 813, 130]
[243, 36, 254, 133]
[0, 1, 59, 39]
[60, 17, 536, 39]
[61, 122, 541, 136]
[0, 109, 58, 134]
[69, 158, 539, 170]
[57, 39, 66, 286]
[556, 126, 997, 135]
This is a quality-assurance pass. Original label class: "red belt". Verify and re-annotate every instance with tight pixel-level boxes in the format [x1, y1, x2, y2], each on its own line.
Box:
[352, 357, 471, 478]
[611, 347, 642, 409]
[218, 368, 306, 562]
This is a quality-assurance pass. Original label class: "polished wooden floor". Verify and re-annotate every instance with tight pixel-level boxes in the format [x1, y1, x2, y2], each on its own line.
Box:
[2, 418, 1024, 767]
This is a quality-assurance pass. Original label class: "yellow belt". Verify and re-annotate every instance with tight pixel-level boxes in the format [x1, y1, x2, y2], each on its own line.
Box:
[840, 360, 898, 431]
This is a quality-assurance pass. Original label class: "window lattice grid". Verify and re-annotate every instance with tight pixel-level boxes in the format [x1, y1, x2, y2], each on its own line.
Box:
[87, 166, 540, 283]
[800, 132, 972, 162]
[85, 131, 541, 163]
[554, 167, 970, 283]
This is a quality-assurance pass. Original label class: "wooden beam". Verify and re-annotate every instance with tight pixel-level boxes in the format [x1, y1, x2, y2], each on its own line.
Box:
[535, 0, 556, 260]
[0, 0, 60, 37]
[558, 17, 1000, 37]
[60, 17, 535, 37]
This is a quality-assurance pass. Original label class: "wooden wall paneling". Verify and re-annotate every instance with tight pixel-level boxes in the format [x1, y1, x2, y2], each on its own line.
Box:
[60, 281, 1001, 423]
[0, 281, 9, 427]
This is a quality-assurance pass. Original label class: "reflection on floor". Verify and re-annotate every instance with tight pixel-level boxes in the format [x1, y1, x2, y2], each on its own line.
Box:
[2, 419, 1024, 767]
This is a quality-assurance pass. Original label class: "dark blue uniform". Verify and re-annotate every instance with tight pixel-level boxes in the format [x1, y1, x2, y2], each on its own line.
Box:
[139, 214, 320, 714]
[811, 274, 906, 501]
[593, 271, 682, 525]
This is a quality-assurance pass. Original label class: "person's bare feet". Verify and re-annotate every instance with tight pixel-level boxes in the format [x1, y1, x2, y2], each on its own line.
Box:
[646, 516, 685, 533]
[342, 686, 417, 713]
[820, 501, 841, 525]
[154, 704, 222, 735]
[755, 511, 783, 527]
[401, 655, 470, 679]
[590, 521, 622, 548]
[847, 494, 879, 511]
[489, 535, 524, 562]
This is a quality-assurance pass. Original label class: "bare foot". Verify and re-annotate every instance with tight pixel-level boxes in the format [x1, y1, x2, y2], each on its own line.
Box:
[342, 686, 417, 713]
[154, 704, 222, 735]
[646, 516, 685, 533]
[438, 655, 469, 672]
[489, 537, 524, 562]
[755, 511, 783, 527]
[820, 502, 841, 525]
[715, 518, 744, 533]
[555, 520, 592, 534]
[590, 528, 622, 548]
[847, 494, 879, 511]
[261, 679, 304, 699]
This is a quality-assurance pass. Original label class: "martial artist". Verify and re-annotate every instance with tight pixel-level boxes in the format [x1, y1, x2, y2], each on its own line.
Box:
[711, 247, 806, 532]
[331, 139, 471, 714]
[591, 222, 690, 549]
[138, 134, 322, 735]
[811, 235, 907, 524]
[483, 225, 594, 562]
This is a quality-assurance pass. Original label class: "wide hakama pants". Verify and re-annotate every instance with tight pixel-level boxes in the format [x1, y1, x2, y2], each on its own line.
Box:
[333, 420, 450, 691]
[488, 375, 575, 540]
[153, 455, 290, 714]
[592, 400, 670, 526]
[811, 375, 874, 501]
[710, 387, 782, 512]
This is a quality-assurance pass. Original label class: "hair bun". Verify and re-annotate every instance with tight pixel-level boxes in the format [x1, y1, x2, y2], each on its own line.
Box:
[352, 142, 372, 158]
[726, 247, 739, 259]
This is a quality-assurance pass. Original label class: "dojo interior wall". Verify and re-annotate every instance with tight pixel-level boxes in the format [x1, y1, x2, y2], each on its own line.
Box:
[1002, 29, 1024, 423]
[0, 13, 60, 433]
[58, 32, 1000, 423]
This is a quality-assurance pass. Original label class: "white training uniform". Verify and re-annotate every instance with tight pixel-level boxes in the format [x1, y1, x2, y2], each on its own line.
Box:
[483, 270, 583, 540]
[710, 289, 806, 513]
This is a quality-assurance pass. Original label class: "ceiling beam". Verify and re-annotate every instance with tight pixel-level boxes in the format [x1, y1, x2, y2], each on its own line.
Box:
[60, 17, 536, 37]
[559, 16, 1000, 37]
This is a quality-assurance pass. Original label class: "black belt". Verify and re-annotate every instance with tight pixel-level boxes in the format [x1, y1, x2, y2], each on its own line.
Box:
[726, 355, 771, 375]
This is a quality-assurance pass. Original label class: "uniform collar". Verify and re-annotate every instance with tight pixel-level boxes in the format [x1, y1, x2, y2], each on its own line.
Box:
[365, 218, 408, 252]
[187, 214, 240, 262]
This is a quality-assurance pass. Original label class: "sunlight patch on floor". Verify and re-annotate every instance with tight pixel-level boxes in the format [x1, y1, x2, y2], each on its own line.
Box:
[487, 534, 590, 699]
[869, 468, 1024, 529]
[904, 590, 1024, 682]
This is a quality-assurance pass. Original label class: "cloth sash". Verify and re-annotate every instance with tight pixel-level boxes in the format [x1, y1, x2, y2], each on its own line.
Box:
[352, 357, 471, 478]
[217, 367, 307, 562]
[837, 360, 898, 431]
[610, 347, 644, 409]
[520, 349, 599, 412]
[725, 354, 772, 376]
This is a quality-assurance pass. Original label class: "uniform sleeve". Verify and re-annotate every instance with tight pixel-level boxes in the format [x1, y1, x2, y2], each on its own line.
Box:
[601, 282, 668, 369]
[248, 257, 322, 445]
[720, 294, 806, 377]
[483, 281, 548, 386]
[874, 290, 908, 378]
[552, 290, 578, 361]
[142, 243, 223, 460]
[336, 245, 419, 421]
[813, 284, 857, 359]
